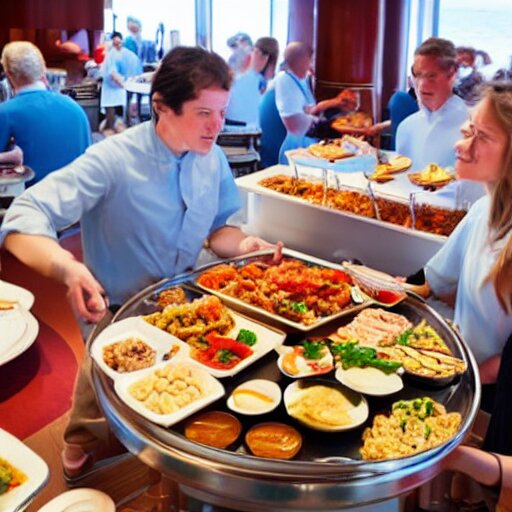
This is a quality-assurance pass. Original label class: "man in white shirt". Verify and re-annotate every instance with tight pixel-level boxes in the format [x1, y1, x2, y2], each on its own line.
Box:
[396, 37, 483, 204]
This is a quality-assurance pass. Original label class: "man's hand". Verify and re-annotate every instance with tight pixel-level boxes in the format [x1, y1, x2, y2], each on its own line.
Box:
[239, 237, 283, 263]
[52, 254, 108, 323]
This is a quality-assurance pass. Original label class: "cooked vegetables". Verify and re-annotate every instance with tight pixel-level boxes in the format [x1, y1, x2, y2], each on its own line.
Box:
[236, 329, 257, 346]
[0, 458, 27, 495]
[302, 339, 326, 360]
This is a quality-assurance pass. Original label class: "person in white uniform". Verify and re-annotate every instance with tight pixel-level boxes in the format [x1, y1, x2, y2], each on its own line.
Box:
[396, 37, 484, 204]
[407, 82, 512, 409]
[100, 31, 142, 131]
[275, 42, 359, 164]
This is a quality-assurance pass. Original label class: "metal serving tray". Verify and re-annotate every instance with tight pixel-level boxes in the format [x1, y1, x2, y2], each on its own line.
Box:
[91, 273, 480, 511]
[190, 248, 370, 332]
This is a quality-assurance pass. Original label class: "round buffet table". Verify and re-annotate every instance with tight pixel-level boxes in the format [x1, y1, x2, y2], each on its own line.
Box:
[91, 261, 480, 512]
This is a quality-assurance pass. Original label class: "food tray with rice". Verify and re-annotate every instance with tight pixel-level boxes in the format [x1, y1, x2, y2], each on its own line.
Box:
[237, 166, 468, 240]
[192, 248, 371, 331]
[90, 266, 479, 511]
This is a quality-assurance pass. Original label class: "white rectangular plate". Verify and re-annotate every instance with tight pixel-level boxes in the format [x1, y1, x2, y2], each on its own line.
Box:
[193, 248, 368, 332]
[189, 310, 286, 378]
[0, 429, 49, 512]
[114, 361, 225, 427]
[90, 316, 190, 381]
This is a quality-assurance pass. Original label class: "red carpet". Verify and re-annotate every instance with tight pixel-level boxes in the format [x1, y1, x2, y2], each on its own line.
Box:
[0, 319, 78, 439]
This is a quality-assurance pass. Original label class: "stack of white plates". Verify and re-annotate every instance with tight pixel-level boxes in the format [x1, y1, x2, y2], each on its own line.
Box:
[0, 280, 39, 366]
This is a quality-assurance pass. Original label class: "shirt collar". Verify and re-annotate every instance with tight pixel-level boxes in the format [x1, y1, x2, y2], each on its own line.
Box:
[16, 81, 47, 95]
[420, 94, 456, 121]
[150, 119, 190, 167]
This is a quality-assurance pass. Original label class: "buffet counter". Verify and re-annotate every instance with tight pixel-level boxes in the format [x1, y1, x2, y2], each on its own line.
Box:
[91, 252, 480, 511]
[236, 165, 464, 276]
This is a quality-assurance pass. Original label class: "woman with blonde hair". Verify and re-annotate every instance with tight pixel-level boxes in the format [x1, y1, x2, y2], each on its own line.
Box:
[409, 81, 512, 396]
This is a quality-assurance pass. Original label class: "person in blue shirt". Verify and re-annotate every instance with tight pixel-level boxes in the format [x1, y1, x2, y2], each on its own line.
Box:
[1, 46, 281, 480]
[0, 41, 91, 185]
[1, 45, 279, 321]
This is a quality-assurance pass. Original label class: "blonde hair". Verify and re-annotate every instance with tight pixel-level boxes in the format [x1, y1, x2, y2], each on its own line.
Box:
[1, 41, 46, 87]
[483, 82, 512, 313]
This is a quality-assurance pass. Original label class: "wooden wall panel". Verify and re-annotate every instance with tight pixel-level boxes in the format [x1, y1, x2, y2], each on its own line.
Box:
[314, 0, 385, 122]
[0, 0, 103, 31]
[381, 0, 409, 111]
[287, 0, 315, 49]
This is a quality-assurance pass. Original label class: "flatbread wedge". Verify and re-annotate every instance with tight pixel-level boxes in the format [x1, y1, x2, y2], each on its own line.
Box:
[408, 163, 455, 188]
[307, 140, 354, 161]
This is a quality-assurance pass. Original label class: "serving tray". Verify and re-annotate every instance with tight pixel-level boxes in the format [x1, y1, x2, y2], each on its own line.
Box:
[91, 271, 480, 511]
[191, 248, 371, 331]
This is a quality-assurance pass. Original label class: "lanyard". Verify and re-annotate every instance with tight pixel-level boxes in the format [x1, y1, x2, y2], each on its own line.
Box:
[285, 71, 315, 104]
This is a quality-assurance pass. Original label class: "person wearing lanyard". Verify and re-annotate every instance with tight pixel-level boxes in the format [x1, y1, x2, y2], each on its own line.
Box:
[0, 46, 282, 478]
[275, 41, 357, 164]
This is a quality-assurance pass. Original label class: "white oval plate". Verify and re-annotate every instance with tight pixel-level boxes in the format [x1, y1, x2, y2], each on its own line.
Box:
[335, 365, 403, 396]
[227, 379, 281, 415]
[0, 307, 39, 366]
[283, 380, 369, 432]
[38, 488, 115, 512]
[0, 428, 49, 512]
[90, 316, 190, 381]
[0, 280, 35, 310]
[276, 345, 334, 378]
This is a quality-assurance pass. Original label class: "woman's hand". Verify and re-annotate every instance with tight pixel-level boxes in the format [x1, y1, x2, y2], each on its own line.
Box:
[51, 254, 108, 323]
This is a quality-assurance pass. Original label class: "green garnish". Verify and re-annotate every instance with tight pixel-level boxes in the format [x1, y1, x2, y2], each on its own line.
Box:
[217, 349, 235, 363]
[424, 424, 432, 439]
[392, 397, 435, 420]
[330, 342, 401, 374]
[396, 328, 413, 346]
[290, 301, 308, 314]
[302, 339, 325, 360]
[236, 329, 257, 346]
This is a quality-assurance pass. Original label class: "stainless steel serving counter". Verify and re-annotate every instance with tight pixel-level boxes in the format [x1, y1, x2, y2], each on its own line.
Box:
[236, 165, 453, 276]
[91, 262, 480, 512]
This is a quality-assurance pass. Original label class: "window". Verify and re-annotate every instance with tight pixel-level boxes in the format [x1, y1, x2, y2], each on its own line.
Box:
[109, 0, 196, 52]
[437, 0, 512, 78]
[211, 0, 288, 64]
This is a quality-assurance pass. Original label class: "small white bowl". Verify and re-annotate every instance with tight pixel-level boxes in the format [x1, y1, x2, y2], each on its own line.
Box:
[227, 379, 281, 415]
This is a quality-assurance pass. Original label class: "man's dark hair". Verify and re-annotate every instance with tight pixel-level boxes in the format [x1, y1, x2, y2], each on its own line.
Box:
[111, 31, 123, 40]
[415, 37, 457, 72]
[151, 46, 232, 116]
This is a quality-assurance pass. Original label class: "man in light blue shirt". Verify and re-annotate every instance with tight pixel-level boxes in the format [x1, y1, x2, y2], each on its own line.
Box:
[396, 37, 468, 170]
[1, 47, 281, 480]
[396, 37, 484, 203]
[1, 46, 279, 322]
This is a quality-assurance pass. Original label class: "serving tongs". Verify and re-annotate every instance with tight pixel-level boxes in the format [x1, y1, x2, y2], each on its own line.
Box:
[363, 172, 381, 221]
[342, 261, 407, 308]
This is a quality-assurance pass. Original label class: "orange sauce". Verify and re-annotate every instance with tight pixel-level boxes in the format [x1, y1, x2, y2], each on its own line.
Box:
[245, 423, 302, 459]
[185, 411, 241, 449]
[233, 389, 274, 404]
